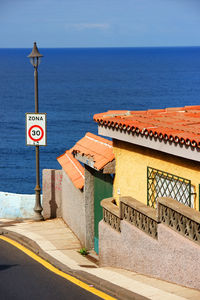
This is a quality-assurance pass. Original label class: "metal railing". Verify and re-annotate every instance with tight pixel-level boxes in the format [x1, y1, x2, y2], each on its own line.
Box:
[147, 167, 193, 208]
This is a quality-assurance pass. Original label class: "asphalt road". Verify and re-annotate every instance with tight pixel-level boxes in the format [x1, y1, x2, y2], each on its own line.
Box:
[0, 239, 103, 300]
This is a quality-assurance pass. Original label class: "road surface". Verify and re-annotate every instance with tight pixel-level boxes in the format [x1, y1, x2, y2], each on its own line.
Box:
[0, 239, 105, 300]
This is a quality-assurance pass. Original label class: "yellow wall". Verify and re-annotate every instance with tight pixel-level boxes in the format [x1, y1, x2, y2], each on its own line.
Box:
[113, 140, 200, 211]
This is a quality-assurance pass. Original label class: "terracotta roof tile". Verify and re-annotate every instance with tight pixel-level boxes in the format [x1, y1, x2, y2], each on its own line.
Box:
[57, 151, 84, 189]
[71, 132, 115, 170]
[93, 105, 200, 149]
[185, 105, 200, 110]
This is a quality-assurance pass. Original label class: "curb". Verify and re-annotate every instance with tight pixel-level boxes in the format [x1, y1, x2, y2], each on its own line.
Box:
[0, 228, 148, 300]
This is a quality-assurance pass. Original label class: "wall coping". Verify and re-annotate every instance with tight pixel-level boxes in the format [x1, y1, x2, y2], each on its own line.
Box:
[158, 197, 200, 224]
[101, 197, 120, 218]
[120, 196, 157, 222]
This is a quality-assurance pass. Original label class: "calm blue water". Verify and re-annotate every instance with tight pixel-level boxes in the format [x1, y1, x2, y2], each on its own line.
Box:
[0, 47, 200, 194]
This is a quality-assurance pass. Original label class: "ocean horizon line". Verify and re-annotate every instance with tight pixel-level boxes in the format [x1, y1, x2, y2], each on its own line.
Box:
[0, 45, 200, 50]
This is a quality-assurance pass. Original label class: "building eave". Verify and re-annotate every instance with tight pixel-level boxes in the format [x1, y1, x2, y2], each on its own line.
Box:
[74, 152, 115, 174]
[98, 125, 200, 163]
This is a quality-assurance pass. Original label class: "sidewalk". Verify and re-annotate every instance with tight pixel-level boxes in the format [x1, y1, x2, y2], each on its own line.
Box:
[0, 218, 200, 300]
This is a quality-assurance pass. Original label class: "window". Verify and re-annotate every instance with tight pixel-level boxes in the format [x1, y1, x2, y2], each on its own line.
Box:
[147, 167, 195, 208]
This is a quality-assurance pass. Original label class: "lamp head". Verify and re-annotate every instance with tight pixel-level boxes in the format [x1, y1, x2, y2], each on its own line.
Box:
[28, 42, 43, 68]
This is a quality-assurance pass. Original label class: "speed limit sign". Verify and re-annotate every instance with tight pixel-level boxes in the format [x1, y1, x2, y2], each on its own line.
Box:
[26, 113, 47, 146]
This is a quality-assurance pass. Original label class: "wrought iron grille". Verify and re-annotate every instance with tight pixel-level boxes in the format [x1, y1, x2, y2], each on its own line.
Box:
[147, 167, 193, 208]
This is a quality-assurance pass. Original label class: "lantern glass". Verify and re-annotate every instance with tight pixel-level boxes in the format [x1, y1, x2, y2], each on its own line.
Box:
[30, 57, 41, 68]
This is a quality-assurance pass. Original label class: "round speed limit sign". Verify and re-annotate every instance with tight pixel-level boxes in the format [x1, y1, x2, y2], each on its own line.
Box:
[26, 113, 47, 146]
[28, 125, 44, 142]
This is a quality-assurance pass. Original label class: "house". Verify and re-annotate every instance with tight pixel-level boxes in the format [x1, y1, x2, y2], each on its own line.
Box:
[92, 105, 200, 290]
[42, 132, 115, 253]
[94, 106, 200, 210]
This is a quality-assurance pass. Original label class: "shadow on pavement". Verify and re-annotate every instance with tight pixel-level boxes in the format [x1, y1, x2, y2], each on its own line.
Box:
[0, 264, 18, 271]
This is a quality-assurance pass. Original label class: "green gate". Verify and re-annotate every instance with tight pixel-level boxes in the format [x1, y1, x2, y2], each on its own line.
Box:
[94, 171, 113, 254]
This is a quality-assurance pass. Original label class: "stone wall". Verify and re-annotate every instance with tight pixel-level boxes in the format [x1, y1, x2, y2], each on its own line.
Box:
[61, 166, 95, 249]
[61, 171, 85, 245]
[100, 196, 200, 290]
[42, 169, 62, 219]
[42, 167, 95, 249]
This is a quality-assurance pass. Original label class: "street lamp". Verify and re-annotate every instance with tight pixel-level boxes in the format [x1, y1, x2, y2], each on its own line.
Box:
[28, 42, 43, 221]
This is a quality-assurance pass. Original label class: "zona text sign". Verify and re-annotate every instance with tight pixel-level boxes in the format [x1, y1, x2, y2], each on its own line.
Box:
[26, 113, 47, 146]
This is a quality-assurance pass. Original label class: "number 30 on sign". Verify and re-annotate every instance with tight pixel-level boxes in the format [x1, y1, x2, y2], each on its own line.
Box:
[26, 113, 47, 146]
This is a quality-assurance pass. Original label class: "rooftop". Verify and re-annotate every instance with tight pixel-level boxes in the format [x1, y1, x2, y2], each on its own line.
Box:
[71, 132, 115, 171]
[94, 106, 200, 149]
[57, 150, 84, 189]
[57, 132, 115, 188]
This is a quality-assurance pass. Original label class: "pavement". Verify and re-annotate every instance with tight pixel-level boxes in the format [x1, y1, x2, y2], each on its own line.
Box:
[0, 218, 200, 300]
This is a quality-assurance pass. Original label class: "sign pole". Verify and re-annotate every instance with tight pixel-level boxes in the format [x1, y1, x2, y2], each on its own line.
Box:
[27, 42, 44, 221]
[33, 62, 43, 221]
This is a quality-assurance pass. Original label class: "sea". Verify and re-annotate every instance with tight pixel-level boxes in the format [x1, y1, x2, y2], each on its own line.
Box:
[0, 47, 200, 194]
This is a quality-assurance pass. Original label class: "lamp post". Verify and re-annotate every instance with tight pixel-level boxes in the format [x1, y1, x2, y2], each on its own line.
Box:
[28, 42, 43, 221]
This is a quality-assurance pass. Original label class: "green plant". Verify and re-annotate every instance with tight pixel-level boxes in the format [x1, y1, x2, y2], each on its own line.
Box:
[79, 247, 89, 256]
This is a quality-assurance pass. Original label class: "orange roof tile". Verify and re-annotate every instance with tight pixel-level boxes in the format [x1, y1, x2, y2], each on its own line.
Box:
[71, 132, 115, 170]
[93, 106, 200, 149]
[57, 151, 84, 189]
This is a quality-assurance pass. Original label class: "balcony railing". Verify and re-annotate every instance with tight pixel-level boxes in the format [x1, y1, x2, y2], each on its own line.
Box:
[101, 196, 200, 245]
[120, 196, 158, 239]
[158, 197, 200, 245]
[101, 197, 121, 232]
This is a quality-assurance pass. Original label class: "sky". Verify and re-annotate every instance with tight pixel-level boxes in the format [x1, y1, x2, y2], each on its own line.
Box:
[1, 0, 200, 48]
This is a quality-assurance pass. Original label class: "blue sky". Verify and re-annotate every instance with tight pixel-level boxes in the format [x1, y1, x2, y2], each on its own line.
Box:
[1, 0, 200, 48]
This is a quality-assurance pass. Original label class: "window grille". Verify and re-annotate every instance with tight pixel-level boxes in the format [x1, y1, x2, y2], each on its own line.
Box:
[147, 167, 194, 208]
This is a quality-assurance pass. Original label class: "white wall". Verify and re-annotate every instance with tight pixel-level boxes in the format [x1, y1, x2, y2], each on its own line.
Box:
[0, 192, 40, 219]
